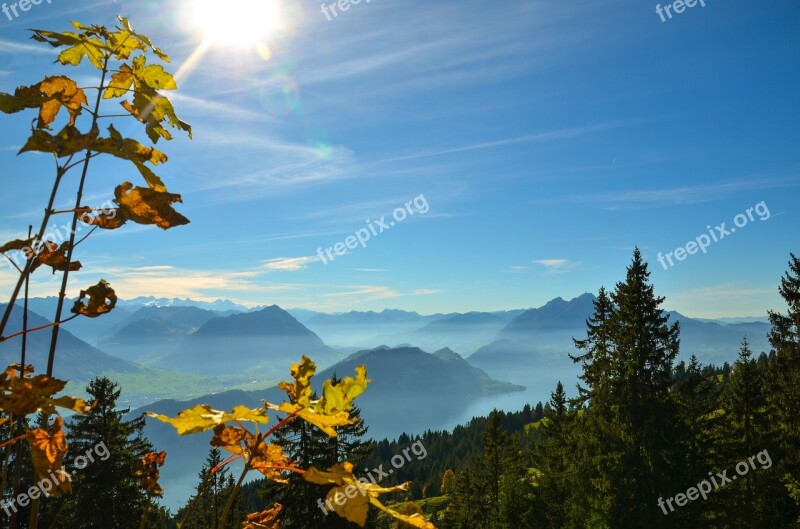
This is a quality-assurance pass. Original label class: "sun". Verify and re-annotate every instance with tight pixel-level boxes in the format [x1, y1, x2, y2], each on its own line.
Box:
[189, 0, 285, 47]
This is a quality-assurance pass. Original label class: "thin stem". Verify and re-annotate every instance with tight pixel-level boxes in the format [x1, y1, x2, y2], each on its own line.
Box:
[46, 56, 110, 377]
[216, 463, 248, 529]
[1, 252, 23, 274]
[73, 226, 98, 249]
[0, 166, 67, 340]
[0, 314, 78, 343]
[0, 433, 26, 450]
[264, 411, 300, 439]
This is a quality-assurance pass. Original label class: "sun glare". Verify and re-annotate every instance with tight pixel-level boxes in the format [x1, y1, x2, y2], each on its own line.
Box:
[190, 0, 285, 47]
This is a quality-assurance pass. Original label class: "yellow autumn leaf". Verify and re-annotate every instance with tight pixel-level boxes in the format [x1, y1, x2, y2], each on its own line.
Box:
[37, 76, 87, 129]
[0, 366, 91, 416]
[304, 462, 437, 528]
[320, 364, 369, 415]
[114, 182, 189, 230]
[278, 355, 316, 407]
[71, 280, 117, 318]
[28, 417, 71, 495]
[30, 29, 106, 69]
[147, 404, 270, 435]
[277, 403, 355, 438]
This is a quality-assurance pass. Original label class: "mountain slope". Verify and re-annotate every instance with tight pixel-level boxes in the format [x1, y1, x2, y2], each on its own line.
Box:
[155, 306, 339, 376]
[97, 306, 220, 363]
[0, 304, 140, 380]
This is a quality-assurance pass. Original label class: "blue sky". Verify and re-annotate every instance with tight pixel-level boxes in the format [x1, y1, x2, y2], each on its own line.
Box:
[0, 0, 797, 316]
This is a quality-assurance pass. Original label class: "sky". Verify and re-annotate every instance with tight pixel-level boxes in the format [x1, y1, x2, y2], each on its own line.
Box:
[0, 0, 797, 317]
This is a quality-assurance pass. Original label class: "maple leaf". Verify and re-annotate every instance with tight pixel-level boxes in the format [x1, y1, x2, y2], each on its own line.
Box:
[19, 126, 99, 158]
[147, 404, 269, 435]
[31, 241, 81, 274]
[304, 462, 437, 528]
[274, 357, 370, 437]
[30, 29, 106, 68]
[211, 425, 293, 481]
[75, 207, 127, 230]
[243, 504, 282, 529]
[37, 76, 87, 129]
[114, 181, 189, 229]
[0, 238, 34, 254]
[278, 355, 316, 408]
[71, 280, 117, 318]
[27, 417, 72, 495]
[0, 366, 91, 416]
[135, 450, 167, 496]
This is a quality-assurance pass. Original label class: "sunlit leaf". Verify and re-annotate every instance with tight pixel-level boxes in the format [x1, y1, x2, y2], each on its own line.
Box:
[37, 76, 88, 129]
[304, 462, 435, 528]
[120, 90, 191, 143]
[147, 404, 269, 436]
[114, 181, 189, 229]
[274, 358, 370, 436]
[30, 29, 106, 69]
[71, 280, 117, 318]
[117, 17, 171, 62]
[278, 355, 316, 408]
[0, 77, 87, 129]
[320, 364, 369, 415]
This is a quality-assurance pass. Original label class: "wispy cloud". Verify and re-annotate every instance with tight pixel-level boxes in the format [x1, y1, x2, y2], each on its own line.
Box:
[534, 259, 576, 275]
[413, 289, 445, 296]
[385, 122, 627, 163]
[549, 176, 800, 209]
[0, 39, 54, 55]
[262, 256, 318, 271]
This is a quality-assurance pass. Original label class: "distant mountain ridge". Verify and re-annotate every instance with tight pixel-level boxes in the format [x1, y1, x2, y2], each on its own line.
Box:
[154, 305, 339, 376]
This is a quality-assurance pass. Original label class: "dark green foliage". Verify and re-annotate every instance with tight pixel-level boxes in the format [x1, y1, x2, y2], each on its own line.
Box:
[175, 448, 246, 529]
[52, 377, 159, 529]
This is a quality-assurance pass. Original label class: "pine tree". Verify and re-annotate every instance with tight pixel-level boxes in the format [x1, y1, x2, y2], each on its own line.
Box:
[671, 355, 726, 527]
[531, 382, 573, 529]
[53, 377, 154, 529]
[177, 448, 245, 529]
[764, 254, 800, 527]
[570, 249, 681, 529]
